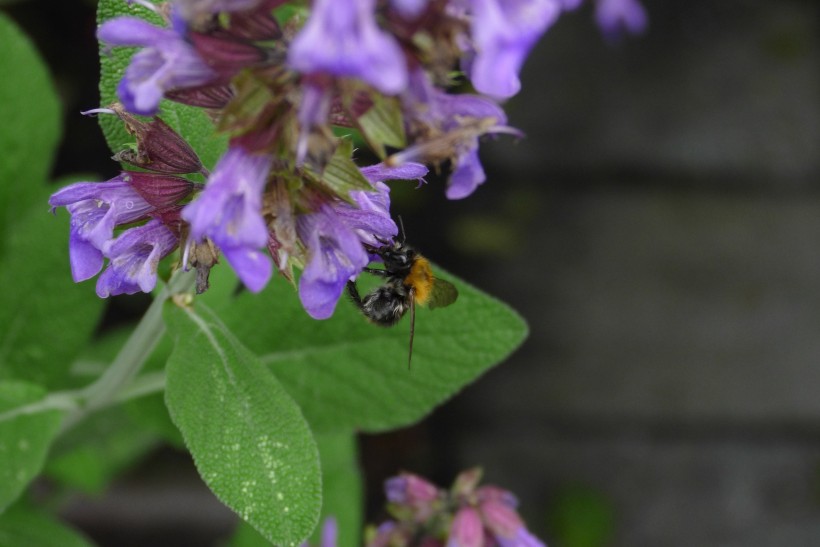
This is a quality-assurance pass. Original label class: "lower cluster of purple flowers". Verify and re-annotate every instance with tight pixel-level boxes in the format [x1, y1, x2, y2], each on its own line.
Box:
[50, 0, 645, 318]
[368, 468, 545, 547]
[301, 469, 546, 547]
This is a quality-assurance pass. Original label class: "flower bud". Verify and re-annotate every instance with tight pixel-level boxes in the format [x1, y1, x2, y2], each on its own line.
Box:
[124, 172, 194, 209]
[448, 507, 484, 547]
[165, 83, 235, 109]
[386, 473, 440, 505]
[452, 467, 483, 498]
[106, 104, 204, 174]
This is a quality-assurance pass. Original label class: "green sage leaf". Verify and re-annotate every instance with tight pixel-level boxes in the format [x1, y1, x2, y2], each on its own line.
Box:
[165, 303, 321, 546]
[212, 267, 528, 433]
[224, 431, 362, 547]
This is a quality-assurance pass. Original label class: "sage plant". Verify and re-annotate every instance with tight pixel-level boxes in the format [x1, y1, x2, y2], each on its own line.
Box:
[0, 0, 643, 544]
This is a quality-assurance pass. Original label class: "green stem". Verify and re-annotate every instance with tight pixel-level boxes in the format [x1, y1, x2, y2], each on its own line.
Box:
[59, 270, 194, 432]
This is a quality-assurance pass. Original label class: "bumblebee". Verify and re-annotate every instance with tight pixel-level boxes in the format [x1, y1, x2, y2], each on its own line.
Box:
[346, 238, 458, 368]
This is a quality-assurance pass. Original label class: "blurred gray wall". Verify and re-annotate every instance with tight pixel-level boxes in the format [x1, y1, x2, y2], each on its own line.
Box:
[428, 1, 820, 545]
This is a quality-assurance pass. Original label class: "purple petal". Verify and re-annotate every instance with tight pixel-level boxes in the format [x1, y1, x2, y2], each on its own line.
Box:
[466, 0, 561, 99]
[436, 93, 507, 130]
[320, 517, 338, 547]
[288, 0, 407, 94]
[221, 246, 273, 293]
[182, 147, 274, 292]
[99, 17, 215, 115]
[447, 147, 486, 199]
[96, 220, 178, 298]
[68, 228, 104, 282]
[51, 178, 154, 250]
[97, 17, 172, 47]
[183, 147, 271, 246]
[359, 162, 428, 183]
[496, 528, 546, 547]
[595, 0, 648, 39]
[390, 0, 429, 18]
[297, 208, 369, 319]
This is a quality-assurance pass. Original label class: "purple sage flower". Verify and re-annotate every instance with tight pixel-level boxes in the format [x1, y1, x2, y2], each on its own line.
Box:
[297, 162, 427, 319]
[98, 17, 216, 115]
[401, 70, 512, 199]
[297, 205, 370, 320]
[96, 219, 179, 298]
[343, 161, 427, 246]
[288, 0, 408, 94]
[295, 81, 333, 165]
[464, 0, 561, 99]
[595, 0, 647, 39]
[182, 146, 273, 292]
[49, 176, 155, 282]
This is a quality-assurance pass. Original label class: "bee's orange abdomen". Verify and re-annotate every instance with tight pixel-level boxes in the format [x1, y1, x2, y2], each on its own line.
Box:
[404, 257, 434, 305]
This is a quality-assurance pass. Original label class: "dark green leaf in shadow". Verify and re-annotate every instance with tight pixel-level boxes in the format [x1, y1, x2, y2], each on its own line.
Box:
[313, 431, 361, 547]
[0, 503, 93, 547]
[0, 196, 105, 389]
[0, 381, 64, 511]
[0, 12, 61, 242]
[45, 405, 160, 494]
[165, 303, 321, 546]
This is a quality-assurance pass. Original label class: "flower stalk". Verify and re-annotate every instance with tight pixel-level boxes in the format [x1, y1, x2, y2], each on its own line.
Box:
[60, 269, 196, 432]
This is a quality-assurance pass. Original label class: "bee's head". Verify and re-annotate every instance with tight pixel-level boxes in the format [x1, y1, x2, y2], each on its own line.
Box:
[378, 240, 415, 272]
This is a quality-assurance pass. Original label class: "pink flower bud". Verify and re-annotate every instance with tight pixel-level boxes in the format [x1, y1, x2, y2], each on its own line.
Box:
[448, 507, 484, 547]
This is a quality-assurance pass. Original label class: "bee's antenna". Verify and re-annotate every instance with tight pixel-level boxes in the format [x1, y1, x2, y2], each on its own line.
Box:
[397, 215, 407, 244]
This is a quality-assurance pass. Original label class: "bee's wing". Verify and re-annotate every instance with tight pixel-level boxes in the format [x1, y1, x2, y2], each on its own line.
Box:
[428, 278, 458, 309]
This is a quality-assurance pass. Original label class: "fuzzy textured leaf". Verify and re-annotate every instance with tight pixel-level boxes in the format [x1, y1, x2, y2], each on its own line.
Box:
[0, 382, 64, 512]
[0, 195, 105, 389]
[165, 303, 321, 546]
[212, 266, 528, 432]
[225, 432, 361, 547]
[97, 0, 228, 174]
[0, 12, 60, 243]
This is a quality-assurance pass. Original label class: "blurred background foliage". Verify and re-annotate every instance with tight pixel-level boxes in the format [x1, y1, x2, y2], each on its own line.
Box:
[1, 0, 819, 546]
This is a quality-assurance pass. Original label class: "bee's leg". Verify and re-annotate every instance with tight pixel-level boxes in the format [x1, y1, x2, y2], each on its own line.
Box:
[363, 267, 390, 277]
[346, 280, 364, 308]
